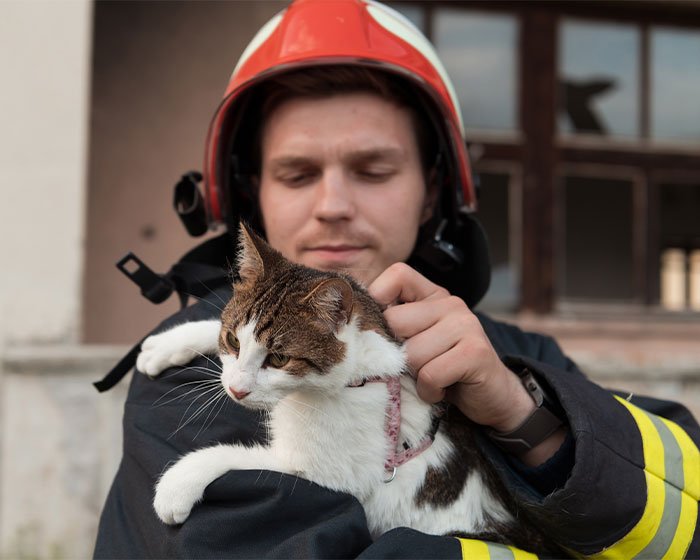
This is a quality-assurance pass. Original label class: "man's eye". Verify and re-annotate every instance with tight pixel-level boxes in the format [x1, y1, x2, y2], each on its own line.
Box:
[266, 353, 290, 368]
[357, 169, 394, 182]
[279, 171, 315, 186]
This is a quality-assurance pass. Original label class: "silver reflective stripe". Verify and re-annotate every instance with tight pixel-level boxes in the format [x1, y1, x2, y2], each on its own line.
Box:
[487, 542, 515, 560]
[633, 414, 685, 559]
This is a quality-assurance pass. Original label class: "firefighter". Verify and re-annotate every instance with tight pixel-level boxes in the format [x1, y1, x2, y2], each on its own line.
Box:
[94, 1, 699, 558]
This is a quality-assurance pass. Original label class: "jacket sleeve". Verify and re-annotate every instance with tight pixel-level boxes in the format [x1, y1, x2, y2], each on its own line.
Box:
[479, 315, 700, 559]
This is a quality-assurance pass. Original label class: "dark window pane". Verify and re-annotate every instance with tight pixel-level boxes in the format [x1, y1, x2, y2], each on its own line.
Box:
[434, 10, 517, 131]
[477, 172, 518, 311]
[651, 28, 700, 141]
[659, 182, 700, 248]
[559, 20, 640, 137]
[561, 176, 635, 300]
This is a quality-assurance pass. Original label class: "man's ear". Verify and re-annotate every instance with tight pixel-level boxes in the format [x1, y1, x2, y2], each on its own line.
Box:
[421, 168, 440, 224]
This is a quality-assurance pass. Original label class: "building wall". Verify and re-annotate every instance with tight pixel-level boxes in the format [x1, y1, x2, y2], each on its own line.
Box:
[83, 0, 285, 344]
[0, 1, 698, 558]
[0, 0, 91, 344]
[0, 1, 100, 557]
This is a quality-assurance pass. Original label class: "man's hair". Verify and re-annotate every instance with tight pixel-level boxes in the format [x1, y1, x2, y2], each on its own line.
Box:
[250, 65, 439, 178]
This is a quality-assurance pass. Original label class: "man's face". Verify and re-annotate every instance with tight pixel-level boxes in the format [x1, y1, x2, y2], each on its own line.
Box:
[258, 92, 433, 285]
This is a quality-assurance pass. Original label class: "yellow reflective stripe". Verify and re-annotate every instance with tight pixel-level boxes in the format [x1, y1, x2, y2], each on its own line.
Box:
[579, 397, 698, 559]
[582, 470, 666, 559]
[507, 544, 539, 560]
[615, 397, 665, 480]
[659, 416, 700, 500]
[458, 538, 491, 559]
[456, 538, 539, 560]
[663, 489, 698, 560]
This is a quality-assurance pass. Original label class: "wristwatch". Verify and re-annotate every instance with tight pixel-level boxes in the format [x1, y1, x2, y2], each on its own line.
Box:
[487, 369, 565, 455]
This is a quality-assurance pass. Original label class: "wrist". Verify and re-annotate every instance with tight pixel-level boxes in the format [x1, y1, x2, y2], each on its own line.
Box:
[486, 367, 538, 433]
[486, 369, 567, 463]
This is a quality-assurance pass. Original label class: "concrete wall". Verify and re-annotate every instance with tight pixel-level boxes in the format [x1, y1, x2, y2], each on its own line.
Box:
[0, 0, 91, 344]
[0, 2, 99, 557]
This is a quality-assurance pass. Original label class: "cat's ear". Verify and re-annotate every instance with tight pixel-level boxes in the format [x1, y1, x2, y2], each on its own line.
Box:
[236, 222, 267, 285]
[303, 278, 354, 334]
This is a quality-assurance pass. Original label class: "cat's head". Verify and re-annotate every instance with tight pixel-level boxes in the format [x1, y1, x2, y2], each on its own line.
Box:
[219, 224, 357, 408]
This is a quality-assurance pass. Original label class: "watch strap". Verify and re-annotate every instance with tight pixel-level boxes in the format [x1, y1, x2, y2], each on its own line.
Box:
[487, 370, 565, 455]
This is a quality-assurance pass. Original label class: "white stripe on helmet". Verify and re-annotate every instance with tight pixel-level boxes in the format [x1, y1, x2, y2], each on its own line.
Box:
[364, 0, 465, 136]
[232, 9, 286, 79]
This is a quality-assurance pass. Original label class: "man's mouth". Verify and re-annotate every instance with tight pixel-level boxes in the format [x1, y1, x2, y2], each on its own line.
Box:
[305, 245, 367, 263]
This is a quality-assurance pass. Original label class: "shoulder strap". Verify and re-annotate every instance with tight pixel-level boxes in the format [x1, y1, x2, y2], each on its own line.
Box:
[93, 234, 233, 392]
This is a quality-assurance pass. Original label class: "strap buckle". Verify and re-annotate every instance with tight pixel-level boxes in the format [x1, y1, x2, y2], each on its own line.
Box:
[116, 253, 174, 304]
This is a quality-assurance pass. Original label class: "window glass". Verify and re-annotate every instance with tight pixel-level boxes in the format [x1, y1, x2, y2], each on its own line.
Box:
[651, 28, 700, 141]
[433, 9, 517, 131]
[559, 20, 640, 137]
[560, 176, 635, 301]
[476, 172, 518, 311]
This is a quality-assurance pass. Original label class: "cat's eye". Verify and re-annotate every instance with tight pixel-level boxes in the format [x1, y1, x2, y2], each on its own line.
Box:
[266, 353, 290, 368]
[226, 332, 240, 352]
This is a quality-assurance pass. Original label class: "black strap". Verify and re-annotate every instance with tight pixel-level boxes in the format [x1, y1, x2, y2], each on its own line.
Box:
[93, 339, 144, 393]
[94, 235, 233, 393]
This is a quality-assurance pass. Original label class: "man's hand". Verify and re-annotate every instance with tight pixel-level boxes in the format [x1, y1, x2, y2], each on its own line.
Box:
[368, 263, 566, 465]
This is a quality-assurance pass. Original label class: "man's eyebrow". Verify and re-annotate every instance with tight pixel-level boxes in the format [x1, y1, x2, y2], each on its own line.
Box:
[345, 147, 405, 163]
[267, 156, 318, 170]
[267, 147, 405, 169]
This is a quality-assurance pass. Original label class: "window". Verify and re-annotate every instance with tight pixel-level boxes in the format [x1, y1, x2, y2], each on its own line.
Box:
[658, 181, 700, 310]
[559, 20, 640, 138]
[651, 28, 700, 142]
[433, 9, 518, 132]
[559, 174, 637, 301]
[477, 170, 519, 311]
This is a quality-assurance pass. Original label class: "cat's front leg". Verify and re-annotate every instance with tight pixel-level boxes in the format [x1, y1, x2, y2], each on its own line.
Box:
[153, 443, 278, 525]
[137, 319, 221, 377]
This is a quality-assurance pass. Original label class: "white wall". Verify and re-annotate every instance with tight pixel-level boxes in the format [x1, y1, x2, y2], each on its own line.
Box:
[0, 2, 107, 558]
[0, 0, 91, 344]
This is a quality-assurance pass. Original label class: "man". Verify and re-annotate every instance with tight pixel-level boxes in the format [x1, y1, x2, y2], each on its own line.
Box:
[94, 1, 699, 558]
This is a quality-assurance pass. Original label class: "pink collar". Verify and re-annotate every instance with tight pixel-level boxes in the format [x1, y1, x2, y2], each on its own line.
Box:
[348, 376, 442, 482]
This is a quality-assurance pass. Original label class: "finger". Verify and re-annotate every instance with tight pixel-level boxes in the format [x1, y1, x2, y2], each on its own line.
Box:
[384, 295, 468, 339]
[403, 325, 459, 374]
[368, 263, 447, 307]
[415, 335, 495, 405]
[414, 347, 467, 404]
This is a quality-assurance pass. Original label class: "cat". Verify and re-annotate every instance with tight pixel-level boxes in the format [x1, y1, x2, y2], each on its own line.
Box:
[137, 223, 551, 552]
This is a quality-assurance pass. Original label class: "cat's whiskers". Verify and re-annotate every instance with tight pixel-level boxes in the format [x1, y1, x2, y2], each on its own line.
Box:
[187, 348, 224, 372]
[195, 278, 229, 309]
[179, 284, 227, 313]
[193, 391, 230, 439]
[170, 385, 229, 439]
[175, 364, 222, 379]
[153, 379, 222, 408]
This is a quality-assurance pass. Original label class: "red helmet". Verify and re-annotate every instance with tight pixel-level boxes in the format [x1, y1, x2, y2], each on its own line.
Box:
[202, 0, 476, 227]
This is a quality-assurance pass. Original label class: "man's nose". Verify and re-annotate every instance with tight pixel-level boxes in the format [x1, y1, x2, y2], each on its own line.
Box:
[312, 169, 355, 221]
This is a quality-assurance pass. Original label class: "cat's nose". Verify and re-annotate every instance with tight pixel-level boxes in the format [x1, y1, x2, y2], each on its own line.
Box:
[230, 387, 250, 400]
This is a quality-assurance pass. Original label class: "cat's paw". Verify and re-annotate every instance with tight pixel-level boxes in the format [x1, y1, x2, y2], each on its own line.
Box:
[136, 332, 199, 378]
[153, 463, 204, 525]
